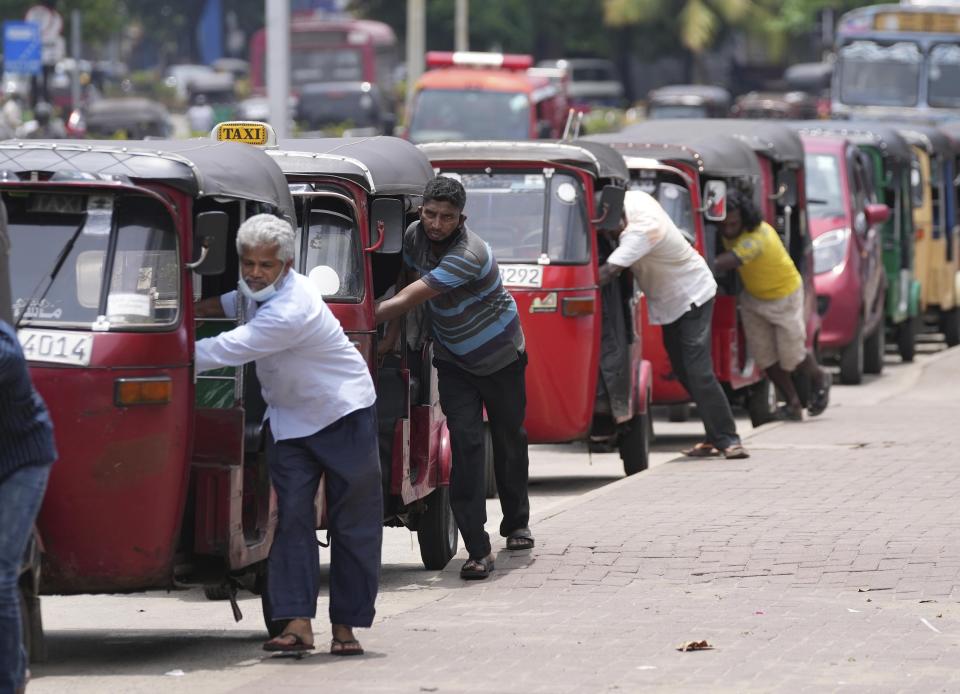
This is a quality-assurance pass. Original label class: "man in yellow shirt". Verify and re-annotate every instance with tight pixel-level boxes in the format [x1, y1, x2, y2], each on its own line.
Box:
[714, 190, 830, 421]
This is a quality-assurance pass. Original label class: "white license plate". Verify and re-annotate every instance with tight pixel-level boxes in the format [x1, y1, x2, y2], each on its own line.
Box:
[18, 329, 94, 367]
[499, 264, 543, 288]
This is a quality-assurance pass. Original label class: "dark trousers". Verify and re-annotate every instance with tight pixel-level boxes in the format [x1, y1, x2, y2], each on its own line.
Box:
[266, 405, 382, 627]
[661, 299, 741, 450]
[436, 353, 530, 560]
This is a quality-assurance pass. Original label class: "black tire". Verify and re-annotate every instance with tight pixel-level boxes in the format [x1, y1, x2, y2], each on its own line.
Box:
[897, 317, 916, 362]
[747, 378, 777, 428]
[839, 323, 864, 385]
[619, 410, 651, 476]
[667, 403, 691, 422]
[942, 307, 960, 347]
[863, 324, 885, 375]
[482, 423, 497, 499]
[417, 485, 458, 570]
[257, 568, 288, 638]
[203, 584, 231, 601]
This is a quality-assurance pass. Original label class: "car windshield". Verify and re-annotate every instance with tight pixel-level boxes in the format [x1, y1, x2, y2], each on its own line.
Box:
[805, 153, 846, 219]
[298, 90, 379, 128]
[290, 46, 364, 86]
[928, 44, 960, 108]
[456, 171, 589, 264]
[8, 193, 179, 329]
[299, 205, 362, 302]
[408, 90, 530, 143]
[647, 104, 708, 119]
[838, 41, 921, 107]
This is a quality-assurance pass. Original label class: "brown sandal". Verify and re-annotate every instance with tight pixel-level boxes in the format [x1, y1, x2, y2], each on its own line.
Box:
[681, 442, 721, 458]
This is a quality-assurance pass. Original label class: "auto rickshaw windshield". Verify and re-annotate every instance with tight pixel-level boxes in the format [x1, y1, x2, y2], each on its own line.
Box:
[296, 204, 363, 301]
[456, 170, 589, 264]
[7, 192, 179, 329]
[804, 153, 846, 219]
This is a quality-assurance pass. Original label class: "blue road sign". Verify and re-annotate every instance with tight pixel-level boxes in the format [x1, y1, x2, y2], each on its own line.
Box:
[4, 21, 42, 75]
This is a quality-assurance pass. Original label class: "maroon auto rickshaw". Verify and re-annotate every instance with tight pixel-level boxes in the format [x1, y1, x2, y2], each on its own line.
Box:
[419, 140, 653, 479]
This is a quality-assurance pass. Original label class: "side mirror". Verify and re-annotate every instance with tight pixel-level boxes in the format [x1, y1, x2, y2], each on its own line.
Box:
[186, 211, 228, 275]
[775, 169, 798, 207]
[537, 119, 553, 139]
[703, 179, 728, 221]
[865, 202, 891, 228]
[382, 112, 397, 134]
[594, 185, 625, 231]
[368, 197, 404, 254]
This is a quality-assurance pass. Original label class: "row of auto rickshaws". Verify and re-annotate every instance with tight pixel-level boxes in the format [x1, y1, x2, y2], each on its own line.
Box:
[7, 114, 960, 659]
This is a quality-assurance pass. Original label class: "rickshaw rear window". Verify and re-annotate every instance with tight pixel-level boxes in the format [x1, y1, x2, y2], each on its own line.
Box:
[301, 207, 362, 301]
[8, 193, 179, 329]
[457, 171, 589, 264]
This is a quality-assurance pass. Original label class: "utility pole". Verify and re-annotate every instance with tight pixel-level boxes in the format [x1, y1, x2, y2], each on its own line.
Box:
[266, 0, 290, 138]
[455, 0, 469, 52]
[70, 10, 81, 110]
[406, 0, 426, 115]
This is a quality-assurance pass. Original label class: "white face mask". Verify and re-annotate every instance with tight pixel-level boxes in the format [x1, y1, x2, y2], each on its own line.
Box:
[239, 269, 286, 302]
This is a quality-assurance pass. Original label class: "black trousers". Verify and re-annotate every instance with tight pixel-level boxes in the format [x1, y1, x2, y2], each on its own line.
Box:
[435, 353, 531, 559]
[661, 299, 741, 450]
[266, 405, 382, 627]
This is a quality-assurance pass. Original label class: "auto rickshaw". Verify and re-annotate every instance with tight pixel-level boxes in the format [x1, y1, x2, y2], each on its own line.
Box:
[794, 122, 922, 362]
[730, 91, 819, 120]
[2, 138, 299, 646]
[889, 122, 960, 347]
[646, 85, 731, 120]
[240, 127, 457, 571]
[418, 140, 652, 478]
[587, 129, 778, 425]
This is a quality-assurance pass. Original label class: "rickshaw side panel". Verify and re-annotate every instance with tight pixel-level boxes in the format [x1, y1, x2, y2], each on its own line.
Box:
[33, 332, 192, 593]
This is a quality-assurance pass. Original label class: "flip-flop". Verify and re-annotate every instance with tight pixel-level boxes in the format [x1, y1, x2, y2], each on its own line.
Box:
[681, 442, 721, 458]
[263, 632, 315, 653]
[721, 444, 750, 460]
[460, 555, 494, 580]
[506, 528, 535, 550]
[330, 637, 364, 656]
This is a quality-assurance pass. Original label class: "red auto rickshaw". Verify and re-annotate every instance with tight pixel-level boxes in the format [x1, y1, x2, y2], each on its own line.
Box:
[587, 130, 777, 424]
[419, 140, 653, 479]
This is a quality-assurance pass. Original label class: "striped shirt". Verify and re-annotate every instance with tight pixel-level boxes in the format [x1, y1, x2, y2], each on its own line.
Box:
[0, 321, 57, 482]
[403, 221, 524, 376]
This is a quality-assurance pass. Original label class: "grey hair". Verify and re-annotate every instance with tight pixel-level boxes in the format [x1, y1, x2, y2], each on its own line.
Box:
[236, 213, 296, 262]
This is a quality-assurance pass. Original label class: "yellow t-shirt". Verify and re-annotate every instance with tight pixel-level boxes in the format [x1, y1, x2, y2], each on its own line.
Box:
[722, 221, 802, 300]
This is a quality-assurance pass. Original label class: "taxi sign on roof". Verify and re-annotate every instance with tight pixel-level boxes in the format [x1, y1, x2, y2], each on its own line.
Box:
[211, 121, 276, 147]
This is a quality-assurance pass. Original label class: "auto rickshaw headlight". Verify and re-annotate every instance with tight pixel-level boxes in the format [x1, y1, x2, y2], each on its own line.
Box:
[812, 228, 851, 275]
[115, 377, 173, 406]
[562, 296, 595, 317]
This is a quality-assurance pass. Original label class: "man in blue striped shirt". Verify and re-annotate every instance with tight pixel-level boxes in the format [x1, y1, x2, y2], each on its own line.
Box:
[376, 176, 532, 580]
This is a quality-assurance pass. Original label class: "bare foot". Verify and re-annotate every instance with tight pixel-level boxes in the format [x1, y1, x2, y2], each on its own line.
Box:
[331, 623, 364, 656]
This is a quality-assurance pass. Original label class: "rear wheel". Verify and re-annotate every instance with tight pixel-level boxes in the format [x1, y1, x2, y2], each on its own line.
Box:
[897, 317, 916, 362]
[839, 323, 864, 385]
[417, 485, 458, 570]
[482, 424, 497, 499]
[619, 409, 651, 476]
[667, 403, 691, 422]
[747, 378, 777, 427]
[863, 323, 886, 375]
[941, 307, 960, 347]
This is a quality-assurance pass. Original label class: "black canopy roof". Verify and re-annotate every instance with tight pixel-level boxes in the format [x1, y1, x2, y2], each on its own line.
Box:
[880, 122, 958, 156]
[586, 130, 761, 180]
[417, 140, 630, 183]
[273, 136, 434, 195]
[622, 119, 805, 166]
[789, 121, 914, 164]
[0, 139, 296, 221]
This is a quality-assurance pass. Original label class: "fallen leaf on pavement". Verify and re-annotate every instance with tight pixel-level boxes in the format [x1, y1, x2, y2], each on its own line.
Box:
[677, 640, 713, 652]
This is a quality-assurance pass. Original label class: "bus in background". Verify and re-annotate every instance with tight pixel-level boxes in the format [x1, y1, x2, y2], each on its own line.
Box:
[248, 16, 399, 118]
[832, 3, 960, 121]
[405, 52, 569, 144]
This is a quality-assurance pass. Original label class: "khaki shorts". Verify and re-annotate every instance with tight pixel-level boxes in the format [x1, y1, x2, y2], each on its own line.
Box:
[740, 287, 807, 371]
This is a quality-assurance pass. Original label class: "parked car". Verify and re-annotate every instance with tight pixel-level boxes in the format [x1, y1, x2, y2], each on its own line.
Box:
[295, 81, 395, 136]
[646, 85, 731, 119]
[537, 58, 626, 109]
[69, 97, 172, 139]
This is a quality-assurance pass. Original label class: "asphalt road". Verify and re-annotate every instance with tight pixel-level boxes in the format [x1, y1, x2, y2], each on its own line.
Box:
[27, 333, 948, 693]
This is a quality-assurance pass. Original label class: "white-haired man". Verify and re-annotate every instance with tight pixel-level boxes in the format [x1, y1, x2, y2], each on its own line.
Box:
[194, 214, 380, 656]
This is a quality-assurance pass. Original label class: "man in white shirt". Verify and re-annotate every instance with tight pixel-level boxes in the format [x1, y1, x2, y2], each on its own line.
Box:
[598, 190, 748, 459]
[195, 214, 380, 656]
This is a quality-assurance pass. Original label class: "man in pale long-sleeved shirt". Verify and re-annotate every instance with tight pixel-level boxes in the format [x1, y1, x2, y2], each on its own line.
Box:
[195, 214, 379, 657]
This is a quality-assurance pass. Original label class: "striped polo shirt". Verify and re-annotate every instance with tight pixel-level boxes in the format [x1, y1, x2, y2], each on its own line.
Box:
[403, 221, 524, 376]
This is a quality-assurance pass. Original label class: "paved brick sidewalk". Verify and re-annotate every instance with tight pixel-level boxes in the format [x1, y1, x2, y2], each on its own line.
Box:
[240, 350, 960, 694]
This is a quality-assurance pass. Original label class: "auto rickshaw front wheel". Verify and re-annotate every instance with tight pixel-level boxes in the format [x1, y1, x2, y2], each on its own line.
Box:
[747, 378, 778, 428]
[619, 410, 651, 476]
[417, 485, 458, 570]
[940, 307, 960, 347]
[897, 317, 917, 362]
